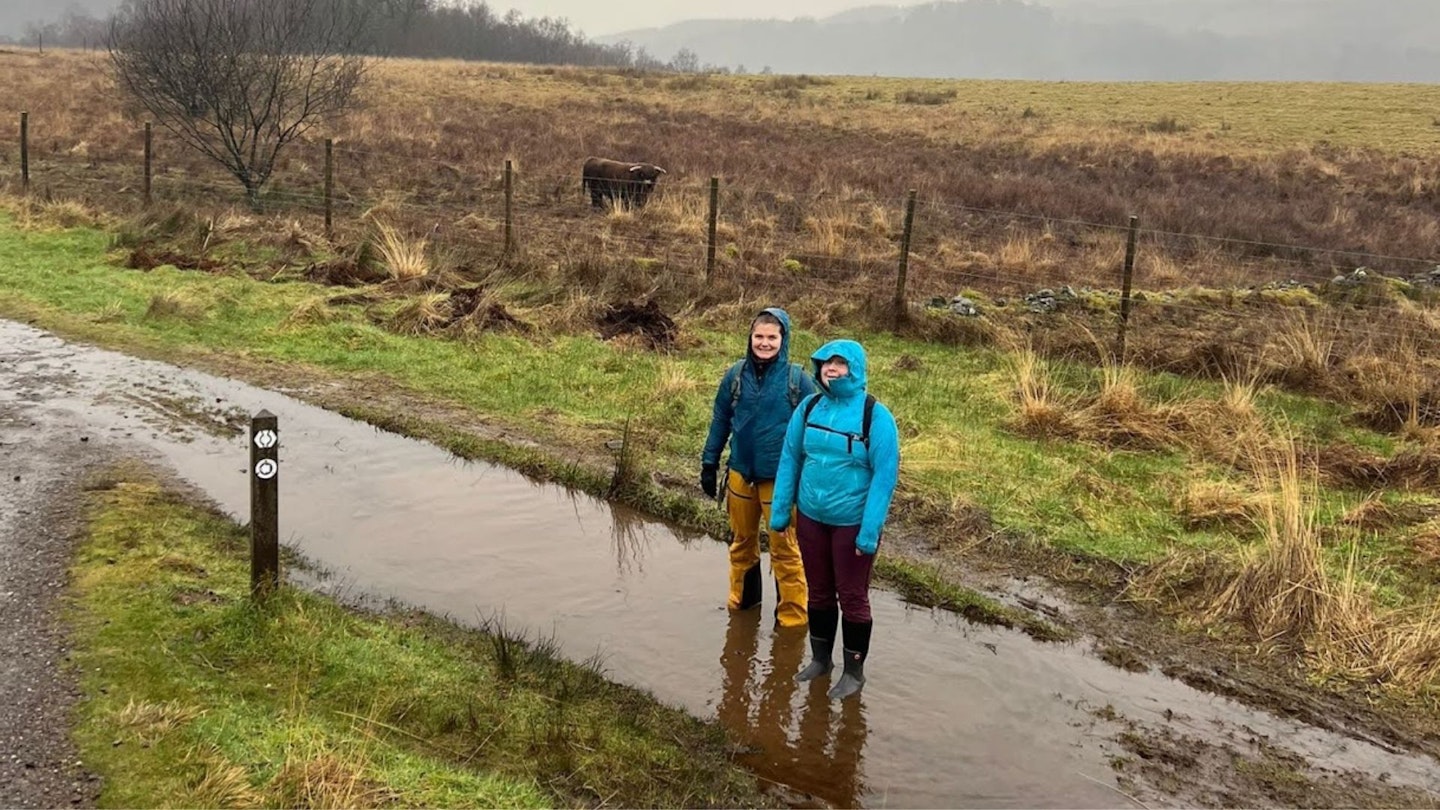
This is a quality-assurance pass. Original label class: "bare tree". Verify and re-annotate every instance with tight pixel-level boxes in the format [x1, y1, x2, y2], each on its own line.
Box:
[108, 0, 374, 207]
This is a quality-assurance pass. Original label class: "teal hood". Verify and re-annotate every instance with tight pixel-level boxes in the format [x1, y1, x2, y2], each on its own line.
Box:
[770, 338, 900, 553]
[701, 307, 819, 481]
[811, 339, 867, 400]
[749, 306, 794, 368]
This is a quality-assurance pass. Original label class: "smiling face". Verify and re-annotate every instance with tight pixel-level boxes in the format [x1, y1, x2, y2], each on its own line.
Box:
[750, 321, 783, 361]
[820, 355, 850, 383]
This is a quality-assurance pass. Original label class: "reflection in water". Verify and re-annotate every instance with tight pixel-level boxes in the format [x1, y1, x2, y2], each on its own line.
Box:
[608, 504, 654, 574]
[718, 611, 869, 808]
[12, 320, 1440, 809]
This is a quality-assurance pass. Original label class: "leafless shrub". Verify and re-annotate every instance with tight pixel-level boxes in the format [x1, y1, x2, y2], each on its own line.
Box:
[109, 0, 374, 207]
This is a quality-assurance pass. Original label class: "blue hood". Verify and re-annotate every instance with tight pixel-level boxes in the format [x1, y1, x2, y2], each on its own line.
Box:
[811, 339, 867, 400]
[748, 307, 793, 368]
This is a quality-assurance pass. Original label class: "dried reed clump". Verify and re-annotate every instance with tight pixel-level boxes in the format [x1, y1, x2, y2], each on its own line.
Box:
[386, 293, 451, 335]
[115, 698, 205, 744]
[1207, 449, 1328, 645]
[282, 296, 339, 329]
[185, 745, 265, 809]
[144, 289, 211, 322]
[1066, 361, 1180, 451]
[1176, 480, 1268, 531]
[533, 291, 608, 334]
[1265, 309, 1338, 389]
[1010, 348, 1073, 438]
[37, 198, 104, 229]
[1139, 443, 1440, 694]
[1008, 353, 1280, 469]
[653, 360, 701, 401]
[268, 752, 397, 810]
[369, 220, 430, 280]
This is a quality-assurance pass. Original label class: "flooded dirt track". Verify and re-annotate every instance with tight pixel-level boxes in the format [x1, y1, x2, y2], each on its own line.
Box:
[4, 318, 1440, 809]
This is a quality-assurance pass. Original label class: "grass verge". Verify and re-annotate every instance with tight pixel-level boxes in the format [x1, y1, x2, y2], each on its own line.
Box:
[68, 465, 770, 808]
[9, 213, 1440, 693]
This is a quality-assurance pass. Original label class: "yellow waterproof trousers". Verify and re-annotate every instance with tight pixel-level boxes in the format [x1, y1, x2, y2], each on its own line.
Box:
[726, 469, 808, 628]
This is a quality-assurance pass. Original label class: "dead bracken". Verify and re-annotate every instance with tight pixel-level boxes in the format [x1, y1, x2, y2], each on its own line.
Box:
[596, 300, 678, 349]
[126, 246, 226, 273]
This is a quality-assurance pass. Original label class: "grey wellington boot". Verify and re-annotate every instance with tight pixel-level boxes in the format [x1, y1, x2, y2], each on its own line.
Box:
[795, 607, 838, 682]
[827, 619, 873, 701]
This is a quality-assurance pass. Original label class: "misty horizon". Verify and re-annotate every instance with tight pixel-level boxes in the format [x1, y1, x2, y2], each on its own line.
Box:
[5, 0, 1438, 83]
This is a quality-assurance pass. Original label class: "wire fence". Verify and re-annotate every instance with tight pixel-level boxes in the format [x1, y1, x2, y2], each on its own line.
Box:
[5, 112, 1439, 356]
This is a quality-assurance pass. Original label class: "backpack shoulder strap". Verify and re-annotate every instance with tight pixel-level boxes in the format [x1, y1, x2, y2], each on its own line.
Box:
[787, 364, 805, 409]
[862, 394, 877, 444]
[727, 359, 746, 408]
[801, 392, 822, 423]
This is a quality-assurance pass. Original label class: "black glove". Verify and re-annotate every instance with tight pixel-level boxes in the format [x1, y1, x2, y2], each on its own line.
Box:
[700, 464, 719, 499]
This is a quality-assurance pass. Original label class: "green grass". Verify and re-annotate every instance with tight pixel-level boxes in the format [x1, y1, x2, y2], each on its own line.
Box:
[1, 211, 1431, 601]
[877, 557, 1071, 642]
[68, 466, 768, 808]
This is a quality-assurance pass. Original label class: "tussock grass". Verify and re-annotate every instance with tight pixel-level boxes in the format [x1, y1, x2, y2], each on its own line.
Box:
[386, 293, 451, 335]
[69, 471, 769, 808]
[371, 220, 430, 280]
[1177, 480, 1267, 532]
[1269, 310, 1338, 387]
[144, 289, 210, 322]
[92, 299, 127, 323]
[1208, 448, 1328, 644]
[12, 50, 1440, 315]
[1011, 348, 1070, 437]
[1136, 443, 1440, 695]
[282, 295, 339, 328]
[9, 214, 1440, 688]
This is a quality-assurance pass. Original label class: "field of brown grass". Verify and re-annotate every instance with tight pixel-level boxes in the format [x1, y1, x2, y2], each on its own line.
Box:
[3, 48, 1440, 417]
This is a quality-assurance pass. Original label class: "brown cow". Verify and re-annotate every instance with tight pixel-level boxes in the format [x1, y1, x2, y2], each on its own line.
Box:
[582, 156, 667, 209]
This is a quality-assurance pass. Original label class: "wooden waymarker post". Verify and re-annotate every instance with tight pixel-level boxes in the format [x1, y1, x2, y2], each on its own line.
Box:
[250, 411, 280, 599]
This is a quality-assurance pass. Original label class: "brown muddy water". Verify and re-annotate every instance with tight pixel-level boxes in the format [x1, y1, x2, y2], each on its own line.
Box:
[4, 319, 1440, 809]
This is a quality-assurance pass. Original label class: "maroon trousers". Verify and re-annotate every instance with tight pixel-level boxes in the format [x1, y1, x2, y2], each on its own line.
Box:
[796, 511, 876, 623]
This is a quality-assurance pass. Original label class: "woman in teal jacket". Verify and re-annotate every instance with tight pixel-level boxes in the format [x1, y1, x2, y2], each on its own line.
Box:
[770, 339, 900, 700]
[702, 308, 819, 628]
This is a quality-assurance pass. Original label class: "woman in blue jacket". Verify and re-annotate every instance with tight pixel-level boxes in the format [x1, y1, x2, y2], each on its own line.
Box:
[770, 339, 900, 700]
[702, 308, 819, 628]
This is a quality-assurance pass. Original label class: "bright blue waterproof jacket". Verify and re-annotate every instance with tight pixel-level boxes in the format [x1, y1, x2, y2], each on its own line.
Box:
[702, 308, 819, 482]
[769, 339, 900, 555]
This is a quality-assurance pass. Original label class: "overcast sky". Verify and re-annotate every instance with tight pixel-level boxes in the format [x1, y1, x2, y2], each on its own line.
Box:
[502, 0, 1278, 37]
[505, 0, 932, 36]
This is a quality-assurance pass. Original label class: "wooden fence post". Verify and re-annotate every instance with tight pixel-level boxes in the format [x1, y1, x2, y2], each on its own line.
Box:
[20, 112, 29, 194]
[894, 189, 918, 324]
[705, 176, 719, 281]
[1115, 215, 1140, 361]
[503, 159, 514, 254]
[324, 139, 334, 240]
[143, 122, 152, 207]
[249, 411, 280, 599]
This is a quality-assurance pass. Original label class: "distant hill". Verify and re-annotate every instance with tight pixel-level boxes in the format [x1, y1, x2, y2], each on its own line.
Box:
[600, 0, 1440, 81]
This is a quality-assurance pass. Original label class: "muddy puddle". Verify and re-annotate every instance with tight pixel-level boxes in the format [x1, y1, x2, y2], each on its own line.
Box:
[3, 318, 1439, 808]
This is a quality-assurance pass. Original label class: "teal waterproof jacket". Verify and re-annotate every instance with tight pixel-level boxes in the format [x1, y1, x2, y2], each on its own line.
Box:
[702, 308, 819, 482]
[769, 339, 900, 555]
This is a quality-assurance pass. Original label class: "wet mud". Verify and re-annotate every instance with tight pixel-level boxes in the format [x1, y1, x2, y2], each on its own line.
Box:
[3, 318, 1438, 808]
